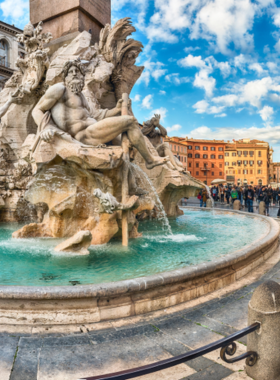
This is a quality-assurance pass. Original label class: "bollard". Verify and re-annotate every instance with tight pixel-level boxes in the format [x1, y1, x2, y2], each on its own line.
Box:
[247, 281, 280, 380]
[259, 201, 266, 215]
[233, 200, 241, 211]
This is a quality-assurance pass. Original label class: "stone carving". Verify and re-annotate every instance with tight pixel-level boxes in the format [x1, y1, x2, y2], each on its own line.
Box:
[32, 59, 169, 169]
[94, 188, 138, 214]
[54, 230, 92, 255]
[99, 17, 144, 101]
[14, 21, 52, 97]
[142, 114, 186, 173]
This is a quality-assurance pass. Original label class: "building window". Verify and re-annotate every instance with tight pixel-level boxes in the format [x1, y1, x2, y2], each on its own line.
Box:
[211, 154, 215, 159]
[189, 163, 191, 167]
[188, 145, 192, 149]
[218, 155, 223, 159]
[211, 163, 214, 168]
[244, 161, 248, 166]
[184, 147, 187, 153]
[0, 40, 9, 67]
[211, 147, 216, 151]
[249, 151, 254, 157]
[237, 151, 242, 156]
[196, 163, 199, 168]
[196, 171, 199, 175]
[237, 160, 241, 166]
[232, 162, 236, 166]
[257, 160, 262, 166]
[225, 162, 229, 166]
[219, 164, 222, 168]
[195, 146, 200, 150]
[184, 157, 186, 162]
[188, 153, 192, 158]
[181, 147, 183, 152]
[203, 146, 208, 151]
[232, 153, 236, 157]
[225, 153, 229, 157]
[243, 170, 248, 174]
[249, 160, 254, 166]
[212, 172, 214, 175]
[219, 172, 222, 176]
[218, 147, 223, 151]
[258, 169, 262, 174]
[195, 154, 200, 158]
[177, 146, 180, 152]
[250, 170, 253, 174]
[258, 151, 262, 157]
[243, 151, 248, 156]
[203, 154, 208, 159]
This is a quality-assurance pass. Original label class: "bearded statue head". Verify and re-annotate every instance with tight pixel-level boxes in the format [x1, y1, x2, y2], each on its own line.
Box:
[62, 59, 85, 95]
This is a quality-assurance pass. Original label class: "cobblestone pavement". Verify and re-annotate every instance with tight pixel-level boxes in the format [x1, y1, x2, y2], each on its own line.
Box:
[1, 217, 280, 380]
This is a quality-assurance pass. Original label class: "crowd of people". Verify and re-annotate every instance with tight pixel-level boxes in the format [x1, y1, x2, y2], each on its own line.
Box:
[197, 184, 280, 217]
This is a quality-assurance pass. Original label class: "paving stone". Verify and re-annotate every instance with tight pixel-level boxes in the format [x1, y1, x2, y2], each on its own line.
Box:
[10, 347, 40, 380]
[19, 336, 43, 349]
[145, 330, 215, 372]
[180, 362, 233, 379]
[37, 335, 196, 380]
[0, 344, 18, 380]
[42, 334, 91, 347]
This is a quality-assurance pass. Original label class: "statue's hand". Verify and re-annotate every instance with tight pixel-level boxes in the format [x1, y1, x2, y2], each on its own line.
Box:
[40, 128, 55, 143]
[116, 99, 123, 110]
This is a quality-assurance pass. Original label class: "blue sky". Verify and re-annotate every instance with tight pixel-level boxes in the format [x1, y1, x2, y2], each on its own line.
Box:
[2, 0, 280, 159]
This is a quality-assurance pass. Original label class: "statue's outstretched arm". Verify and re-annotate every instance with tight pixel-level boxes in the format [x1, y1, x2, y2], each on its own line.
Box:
[0, 94, 21, 119]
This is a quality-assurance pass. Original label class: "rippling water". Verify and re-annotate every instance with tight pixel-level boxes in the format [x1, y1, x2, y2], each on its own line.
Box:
[0, 210, 268, 286]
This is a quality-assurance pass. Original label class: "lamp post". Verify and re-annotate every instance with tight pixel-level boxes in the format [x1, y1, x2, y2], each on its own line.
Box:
[201, 164, 210, 186]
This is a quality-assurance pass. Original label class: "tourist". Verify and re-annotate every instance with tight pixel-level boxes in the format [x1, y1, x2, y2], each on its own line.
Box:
[220, 186, 225, 203]
[262, 186, 271, 216]
[198, 191, 202, 207]
[268, 185, 273, 206]
[277, 188, 280, 218]
[231, 186, 239, 205]
[225, 186, 231, 205]
[245, 185, 254, 213]
[212, 186, 217, 201]
[201, 189, 207, 207]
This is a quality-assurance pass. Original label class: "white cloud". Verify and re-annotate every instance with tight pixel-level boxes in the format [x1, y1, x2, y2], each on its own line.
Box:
[0, 0, 29, 22]
[194, 69, 216, 97]
[166, 124, 182, 133]
[138, 60, 166, 85]
[150, 107, 168, 122]
[132, 94, 141, 102]
[213, 94, 240, 107]
[234, 54, 248, 72]
[165, 73, 190, 85]
[178, 54, 207, 69]
[151, 69, 168, 80]
[159, 90, 166, 95]
[193, 100, 225, 114]
[259, 105, 274, 121]
[184, 46, 201, 53]
[142, 95, 153, 109]
[267, 62, 278, 74]
[214, 113, 227, 117]
[248, 62, 266, 76]
[190, 124, 280, 145]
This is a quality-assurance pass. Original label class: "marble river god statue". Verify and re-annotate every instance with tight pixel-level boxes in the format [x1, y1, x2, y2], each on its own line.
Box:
[32, 59, 169, 170]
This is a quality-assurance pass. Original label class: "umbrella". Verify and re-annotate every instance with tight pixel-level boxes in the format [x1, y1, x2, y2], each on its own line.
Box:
[211, 179, 227, 185]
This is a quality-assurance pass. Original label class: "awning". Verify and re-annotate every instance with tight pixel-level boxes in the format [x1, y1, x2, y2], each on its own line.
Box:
[211, 179, 227, 185]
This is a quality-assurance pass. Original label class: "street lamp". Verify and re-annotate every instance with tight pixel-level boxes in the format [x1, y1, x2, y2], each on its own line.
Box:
[201, 164, 210, 186]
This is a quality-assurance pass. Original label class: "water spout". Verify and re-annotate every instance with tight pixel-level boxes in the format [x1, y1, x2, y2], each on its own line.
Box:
[130, 163, 172, 235]
[205, 185, 215, 208]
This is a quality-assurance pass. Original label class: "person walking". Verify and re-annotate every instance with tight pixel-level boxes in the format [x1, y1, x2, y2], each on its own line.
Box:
[231, 186, 239, 205]
[262, 186, 271, 216]
[245, 185, 254, 213]
[225, 186, 231, 205]
[201, 189, 207, 207]
[220, 186, 225, 203]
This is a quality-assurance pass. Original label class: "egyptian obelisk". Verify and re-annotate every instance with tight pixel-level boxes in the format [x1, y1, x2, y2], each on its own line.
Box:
[30, 0, 111, 46]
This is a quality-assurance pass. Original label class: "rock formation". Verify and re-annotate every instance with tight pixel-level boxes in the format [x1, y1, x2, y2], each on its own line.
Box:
[54, 230, 92, 255]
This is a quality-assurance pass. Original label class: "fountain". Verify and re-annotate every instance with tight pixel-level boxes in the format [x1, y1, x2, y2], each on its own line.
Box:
[0, 18, 279, 328]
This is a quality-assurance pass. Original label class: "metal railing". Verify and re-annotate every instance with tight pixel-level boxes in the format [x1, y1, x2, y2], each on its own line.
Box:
[79, 322, 260, 380]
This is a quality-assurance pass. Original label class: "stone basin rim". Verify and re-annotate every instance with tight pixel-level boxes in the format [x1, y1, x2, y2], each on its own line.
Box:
[0, 208, 278, 300]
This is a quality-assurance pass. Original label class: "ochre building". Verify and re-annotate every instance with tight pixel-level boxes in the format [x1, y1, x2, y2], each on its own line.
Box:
[225, 139, 270, 186]
[184, 138, 226, 185]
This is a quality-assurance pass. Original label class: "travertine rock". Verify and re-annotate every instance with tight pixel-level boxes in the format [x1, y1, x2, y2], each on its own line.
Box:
[12, 223, 52, 238]
[91, 213, 119, 245]
[54, 230, 92, 255]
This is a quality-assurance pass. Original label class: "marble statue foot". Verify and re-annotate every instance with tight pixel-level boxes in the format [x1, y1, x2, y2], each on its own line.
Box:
[145, 156, 169, 170]
[129, 186, 148, 196]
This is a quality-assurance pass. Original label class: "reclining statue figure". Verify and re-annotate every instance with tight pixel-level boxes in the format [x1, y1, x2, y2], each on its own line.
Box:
[32, 59, 169, 170]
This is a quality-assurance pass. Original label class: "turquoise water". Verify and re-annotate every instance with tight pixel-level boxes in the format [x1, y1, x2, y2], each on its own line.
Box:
[0, 210, 268, 286]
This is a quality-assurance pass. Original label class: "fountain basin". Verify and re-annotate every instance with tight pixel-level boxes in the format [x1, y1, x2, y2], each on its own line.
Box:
[0, 208, 279, 327]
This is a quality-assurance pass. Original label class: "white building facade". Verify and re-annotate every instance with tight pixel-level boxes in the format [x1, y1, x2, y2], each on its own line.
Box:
[0, 21, 25, 90]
